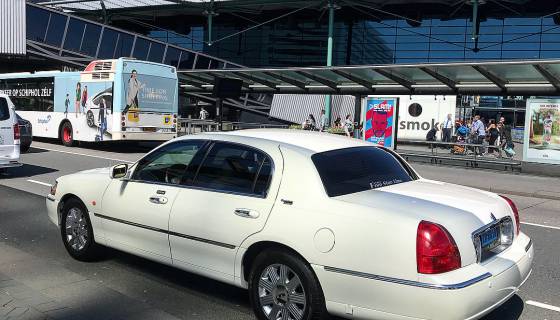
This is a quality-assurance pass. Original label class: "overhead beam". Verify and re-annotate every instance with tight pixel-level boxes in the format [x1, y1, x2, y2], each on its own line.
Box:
[182, 73, 215, 86]
[263, 71, 308, 91]
[207, 72, 251, 89]
[471, 65, 507, 91]
[533, 64, 560, 92]
[331, 69, 374, 89]
[230, 71, 279, 90]
[419, 67, 457, 90]
[372, 68, 414, 90]
[295, 70, 339, 91]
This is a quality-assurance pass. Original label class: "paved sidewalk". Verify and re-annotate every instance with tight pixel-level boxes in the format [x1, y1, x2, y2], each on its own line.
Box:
[0, 243, 180, 320]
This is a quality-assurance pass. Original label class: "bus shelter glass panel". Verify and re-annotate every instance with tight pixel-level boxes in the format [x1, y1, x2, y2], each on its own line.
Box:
[80, 23, 102, 57]
[97, 29, 118, 59]
[26, 6, 49, 42]
[114, 33, 134, 58]
[63, 18, 86, 52]
[132, 37, 150, 60]
[195, 56, 211, 69]
[164, 47, 181, 67]
[209, 59, 225, 69]
[147, 42, 165, 63]
[178, 51, 195, 70]
[44, 13, 68, 47]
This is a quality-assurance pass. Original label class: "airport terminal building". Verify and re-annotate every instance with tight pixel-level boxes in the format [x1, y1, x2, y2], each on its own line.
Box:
[2, 0, 560, 129]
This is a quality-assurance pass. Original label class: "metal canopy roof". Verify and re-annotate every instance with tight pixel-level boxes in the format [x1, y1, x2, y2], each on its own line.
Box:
[179, 59, 560, 96]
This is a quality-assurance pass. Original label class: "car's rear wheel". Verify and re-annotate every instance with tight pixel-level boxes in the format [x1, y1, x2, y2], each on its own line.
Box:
[60, 121, 75, 147]
[60, 198, 98, 261]
[249, 249, 327, 320]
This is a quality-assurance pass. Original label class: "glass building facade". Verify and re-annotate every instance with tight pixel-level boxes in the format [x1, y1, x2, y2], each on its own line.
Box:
[111, 7, 560, 68]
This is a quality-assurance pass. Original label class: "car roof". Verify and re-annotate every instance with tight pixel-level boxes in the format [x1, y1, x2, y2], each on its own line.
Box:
[184, 129, 373, 154]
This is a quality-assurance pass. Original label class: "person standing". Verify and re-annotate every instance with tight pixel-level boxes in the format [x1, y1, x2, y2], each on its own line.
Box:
[471, 115, 486, 155]
[81, 85, 88, 114]
[124, 70, 142, 114]
[487, 119, 499, 154]
[64, 93, 70, 118]
[74, 83, 81, 118]
[441, 113, 453, 144]
[199, 107, 209, 120]
[98, 98, 107, 141]
[319, 109, 328, 132]
[343, 114, 353, 137]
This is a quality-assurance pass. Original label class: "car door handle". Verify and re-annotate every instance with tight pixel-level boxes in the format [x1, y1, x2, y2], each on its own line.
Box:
[149, 196, 168, 204]
[234, 208, 260, 219]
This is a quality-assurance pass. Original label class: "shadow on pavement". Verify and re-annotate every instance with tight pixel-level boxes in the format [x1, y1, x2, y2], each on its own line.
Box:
[101, 247, 251, 308]
[482, 294, 524, 319]
[22, 147, 49, 154]
[34, 137, 160, 154]
[1, 164, 58, 178]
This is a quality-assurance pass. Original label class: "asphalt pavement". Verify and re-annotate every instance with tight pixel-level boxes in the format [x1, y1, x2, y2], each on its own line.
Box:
[0, 139, 559, 320]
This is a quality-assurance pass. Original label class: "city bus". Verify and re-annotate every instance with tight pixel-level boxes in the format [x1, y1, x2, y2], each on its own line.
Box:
[0, 58, 178, 146]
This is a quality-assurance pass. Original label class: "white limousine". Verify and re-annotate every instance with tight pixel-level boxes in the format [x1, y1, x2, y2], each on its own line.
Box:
[47, 129, 533, 320]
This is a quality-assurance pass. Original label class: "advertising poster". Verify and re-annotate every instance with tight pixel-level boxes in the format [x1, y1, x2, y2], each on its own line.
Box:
[364, 97, 397, 149]
[524, 99, 560, 164]
[122, 67, 177, 128]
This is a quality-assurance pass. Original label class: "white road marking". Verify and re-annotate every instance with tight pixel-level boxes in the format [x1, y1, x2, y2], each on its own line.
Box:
[526, 300, 560, 312]
[26, 179, 52, 187]
[33, 146, 134, 163]
[521, 222, 560, 231]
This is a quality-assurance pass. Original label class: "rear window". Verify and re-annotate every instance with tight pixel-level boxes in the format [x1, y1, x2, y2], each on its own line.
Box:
[0, 98, 9, 121]
[312, 147, 415, 197]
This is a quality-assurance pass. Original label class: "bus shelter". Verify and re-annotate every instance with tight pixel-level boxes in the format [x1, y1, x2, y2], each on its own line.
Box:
[179, 59, 560, 166]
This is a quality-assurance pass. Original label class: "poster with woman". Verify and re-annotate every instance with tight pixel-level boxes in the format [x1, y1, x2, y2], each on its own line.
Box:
[124, 69, 143, 123]
[524, 99, 560, 164]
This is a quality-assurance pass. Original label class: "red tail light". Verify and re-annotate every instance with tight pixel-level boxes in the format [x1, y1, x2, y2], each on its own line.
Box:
[500, 195, 520, 235]
[417, 221, 461, 274]
[13, 123, 20, 140]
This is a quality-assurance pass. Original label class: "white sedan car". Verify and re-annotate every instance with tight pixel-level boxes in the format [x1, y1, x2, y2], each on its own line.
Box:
[46, 129, 533, 320]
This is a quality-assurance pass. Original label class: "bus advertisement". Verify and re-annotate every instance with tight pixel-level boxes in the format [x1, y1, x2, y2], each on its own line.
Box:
[0, 58, 178, 146]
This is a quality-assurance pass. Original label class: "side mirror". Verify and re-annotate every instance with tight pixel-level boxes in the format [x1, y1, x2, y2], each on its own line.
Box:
[112, 164, 129, 179]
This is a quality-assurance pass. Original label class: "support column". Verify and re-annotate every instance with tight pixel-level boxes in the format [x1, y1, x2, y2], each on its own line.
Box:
[205, 0, 217, 46]
[471, 0, 479, 40]
[324, 1, 337, 125]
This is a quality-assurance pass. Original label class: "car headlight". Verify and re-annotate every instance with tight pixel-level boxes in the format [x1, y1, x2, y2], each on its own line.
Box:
[50, 181, 58, 196]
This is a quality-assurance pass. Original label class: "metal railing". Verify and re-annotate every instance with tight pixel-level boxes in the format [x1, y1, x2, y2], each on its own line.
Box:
[177, 118, 289, 135]
[397, 139, 521, 170]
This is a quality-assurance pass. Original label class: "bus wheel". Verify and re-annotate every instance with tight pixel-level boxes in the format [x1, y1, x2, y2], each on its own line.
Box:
[61, 122, 76, 147]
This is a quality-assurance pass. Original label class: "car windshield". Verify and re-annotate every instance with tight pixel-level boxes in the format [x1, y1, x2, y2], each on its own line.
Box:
[311, 147, 416, 197]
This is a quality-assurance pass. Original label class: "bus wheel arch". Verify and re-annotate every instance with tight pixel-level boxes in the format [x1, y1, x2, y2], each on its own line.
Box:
[59, 120, 76, 147]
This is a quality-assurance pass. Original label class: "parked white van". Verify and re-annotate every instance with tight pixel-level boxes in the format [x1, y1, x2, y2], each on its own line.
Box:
[0, 94, 21, 172]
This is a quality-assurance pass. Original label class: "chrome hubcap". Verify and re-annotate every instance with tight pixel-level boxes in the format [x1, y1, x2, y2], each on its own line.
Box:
[65, 207, 88, 251]
[258, 264, 306, 320]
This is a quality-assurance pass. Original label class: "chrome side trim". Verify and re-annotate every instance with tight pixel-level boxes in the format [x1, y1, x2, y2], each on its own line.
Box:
[93, 213, 236, 250]
[525, 239, 533, 252]
[323, 266, 492, 290]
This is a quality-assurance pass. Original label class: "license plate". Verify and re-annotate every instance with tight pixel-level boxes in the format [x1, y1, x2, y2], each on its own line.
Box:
[480, 225, 500, 250]
[143, 127, 157, 132]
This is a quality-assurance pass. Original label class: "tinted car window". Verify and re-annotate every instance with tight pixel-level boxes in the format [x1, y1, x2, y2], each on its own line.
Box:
[194, 142, 272, 196]
[312, 147, 414, 197]
[0, 98, 10, 121]
[133, 140, 205, 185]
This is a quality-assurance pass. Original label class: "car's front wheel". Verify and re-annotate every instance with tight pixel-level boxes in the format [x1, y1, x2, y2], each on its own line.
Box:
[249, 249, 327, 320]
[60, 198, 98, 261]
